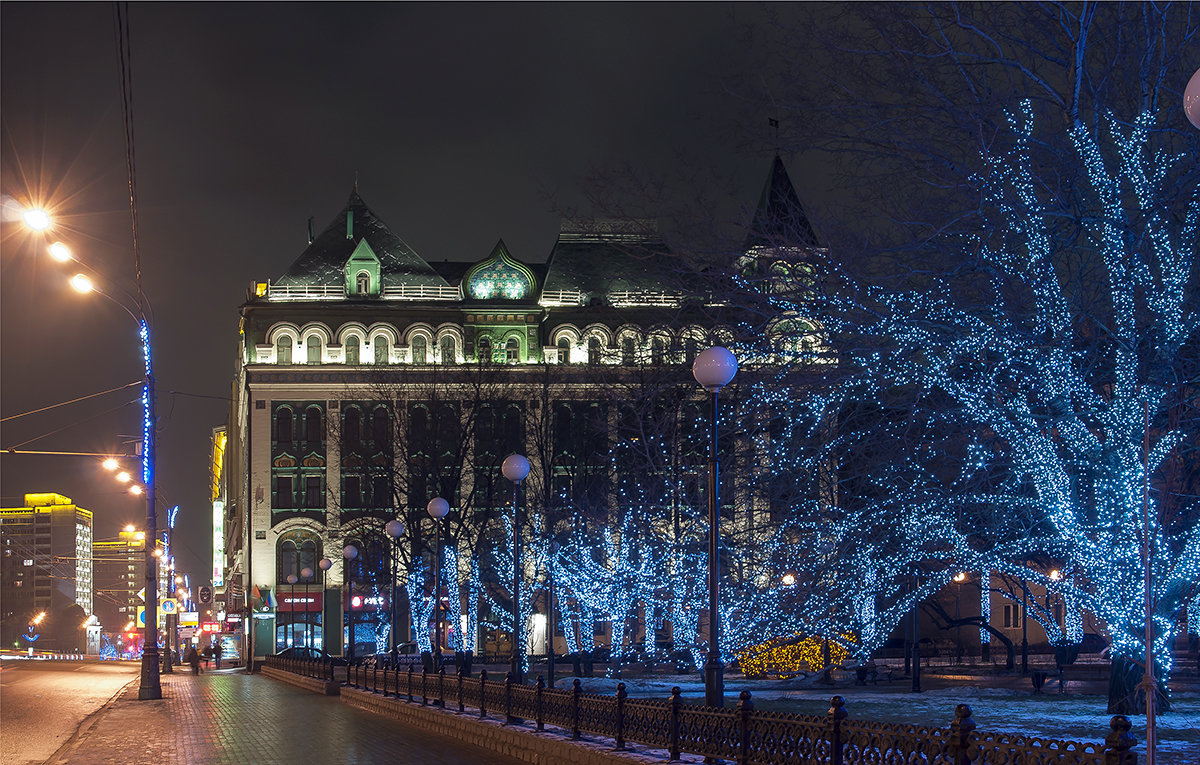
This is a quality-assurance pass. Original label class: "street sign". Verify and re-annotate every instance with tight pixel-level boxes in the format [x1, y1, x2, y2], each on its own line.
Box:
[198, 586, 213, 605]
[137, 587, 146, 602]
[161, 599, 178, 614]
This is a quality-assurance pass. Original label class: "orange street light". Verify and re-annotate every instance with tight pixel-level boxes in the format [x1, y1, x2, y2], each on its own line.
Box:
[22, 207, 51, 231]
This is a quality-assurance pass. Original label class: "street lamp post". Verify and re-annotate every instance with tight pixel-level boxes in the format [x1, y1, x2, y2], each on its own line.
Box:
[427, 498, 450, 671]
[286, 574, 299, 648]
[692, 346, 737, 709]
[301, 567, 314, 648]
[501, 454, 530, 684]
[318, 558, 333, 652]
[344, 545, 359, 662]
[26, 221, 163, 701]
[384, 519, 405, 663]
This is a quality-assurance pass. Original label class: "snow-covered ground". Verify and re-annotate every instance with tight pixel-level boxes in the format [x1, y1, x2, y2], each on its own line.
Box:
[566, 675, 1200, 765]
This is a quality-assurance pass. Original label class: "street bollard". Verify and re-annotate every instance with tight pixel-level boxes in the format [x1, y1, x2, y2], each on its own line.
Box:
[826, 696, 847, 765]
[736, 690, 754, 765]
[572, 678, 583, 740]
[614, 683, 628, 751]
[668, 686, 682, 760]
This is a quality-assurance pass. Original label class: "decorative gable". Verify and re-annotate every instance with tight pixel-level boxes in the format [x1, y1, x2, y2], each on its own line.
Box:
[344, 239, 381, 297]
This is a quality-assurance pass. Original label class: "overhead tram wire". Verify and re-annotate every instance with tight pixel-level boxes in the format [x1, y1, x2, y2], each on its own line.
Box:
[2, 399, 143, 451]
[1, 381, 143, 422]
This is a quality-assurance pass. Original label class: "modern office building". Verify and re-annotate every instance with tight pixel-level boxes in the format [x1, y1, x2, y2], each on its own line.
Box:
[0, 493, 93, 640]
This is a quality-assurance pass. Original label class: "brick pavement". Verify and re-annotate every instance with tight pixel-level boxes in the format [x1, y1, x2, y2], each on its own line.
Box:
[49, 669, 526, 764]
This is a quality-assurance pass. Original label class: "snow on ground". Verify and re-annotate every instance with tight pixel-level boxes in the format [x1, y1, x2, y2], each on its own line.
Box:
[568, 675, 1200, 765]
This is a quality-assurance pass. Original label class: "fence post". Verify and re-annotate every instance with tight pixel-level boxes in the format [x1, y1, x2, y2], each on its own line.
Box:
[1104, 715, 1137, 765]
[536, 675, 546, 731]
[737, 690, 754, 765]
[948, 703, 976, 765]
[421, 666, 429, 706]
[437, 664, 446, 707]
[373, 661, 378, 692]
[458, 666, 465, 714]
[826, 696, 847, 765]
[668, 686, 682, 761]
[505, 671, 516, 724]
[572, 678, 583, 740]
[613, 682, 628, 751]
[407, 665, 415, 703]
[480, 669, 489, 718]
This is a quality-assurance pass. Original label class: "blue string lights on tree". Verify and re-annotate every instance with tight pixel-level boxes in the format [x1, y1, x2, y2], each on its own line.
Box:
[732, 97, 1197, 705]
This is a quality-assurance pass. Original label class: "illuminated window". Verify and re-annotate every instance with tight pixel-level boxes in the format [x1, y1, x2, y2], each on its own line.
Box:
[277, 336, 292, 365]
[557, 337, 570, 364]
[505, 338, 519, 363]
[374, 338, 389, 364]
[306, 337, 322, 364]
[355, 272, 370, 294]
[345, 336, 360, 365]
[440, 337, 456, 365]
[412, 336, 427, 364]
[478, 337, 492, 362]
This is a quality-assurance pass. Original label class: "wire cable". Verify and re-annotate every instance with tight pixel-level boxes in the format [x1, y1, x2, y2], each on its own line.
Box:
[0, 381, 142, 423]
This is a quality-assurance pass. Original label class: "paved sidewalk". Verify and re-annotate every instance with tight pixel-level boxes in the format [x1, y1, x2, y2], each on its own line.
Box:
[49, 669, 525, 764]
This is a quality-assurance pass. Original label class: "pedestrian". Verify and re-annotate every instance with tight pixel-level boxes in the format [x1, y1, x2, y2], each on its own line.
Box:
[185, 644, 201, 675]
[214, 639, 223, 669]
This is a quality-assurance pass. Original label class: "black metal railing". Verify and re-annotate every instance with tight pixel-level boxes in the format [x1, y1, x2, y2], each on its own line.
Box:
[270, 656, 1138, 765]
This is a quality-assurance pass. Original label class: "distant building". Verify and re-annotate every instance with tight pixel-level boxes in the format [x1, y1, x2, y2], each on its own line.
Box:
[0, 493, 93, 631]
[92, 528, 150, 631]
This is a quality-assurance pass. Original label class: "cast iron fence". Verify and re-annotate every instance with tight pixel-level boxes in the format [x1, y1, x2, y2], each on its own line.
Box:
[264, 655, 1139, 765]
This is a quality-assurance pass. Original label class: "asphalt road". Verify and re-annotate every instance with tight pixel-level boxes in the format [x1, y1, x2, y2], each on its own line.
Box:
[0, 659, 137, 765]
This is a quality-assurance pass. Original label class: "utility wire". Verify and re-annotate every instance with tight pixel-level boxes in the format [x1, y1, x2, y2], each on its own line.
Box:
[1, 381, 142, 423]
[2, 399, 139, 450]
[112, 1, 144, 322]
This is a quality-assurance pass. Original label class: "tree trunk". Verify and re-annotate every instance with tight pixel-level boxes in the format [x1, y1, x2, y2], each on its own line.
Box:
[1107, 654, 1171, 714]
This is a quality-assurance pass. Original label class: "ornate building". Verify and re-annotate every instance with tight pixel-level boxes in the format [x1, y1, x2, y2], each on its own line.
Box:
[225, 160, 821, 663]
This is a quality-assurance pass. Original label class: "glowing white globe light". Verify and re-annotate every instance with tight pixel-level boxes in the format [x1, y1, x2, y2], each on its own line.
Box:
[343, 545, 358, 560]
[318, 557, 333, 571]
[501, 454, 530, 483]
[1186, 67, 1200, 130]
[384, 519, 405, 538]
[427, 497, 450, 519]
[300, 567, 314, 579]
[693, 346, 738, 391]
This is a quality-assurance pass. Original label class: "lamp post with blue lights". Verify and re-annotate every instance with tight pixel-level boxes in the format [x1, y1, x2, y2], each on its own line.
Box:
[21, 211, 164, 700]
[693, 346, 737, 709]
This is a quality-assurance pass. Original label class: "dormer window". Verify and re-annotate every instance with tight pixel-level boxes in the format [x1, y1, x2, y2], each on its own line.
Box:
[355, 272, 371, 295]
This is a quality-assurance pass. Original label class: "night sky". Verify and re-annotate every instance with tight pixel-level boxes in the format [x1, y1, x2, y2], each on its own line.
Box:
[1, 4, 820, 588]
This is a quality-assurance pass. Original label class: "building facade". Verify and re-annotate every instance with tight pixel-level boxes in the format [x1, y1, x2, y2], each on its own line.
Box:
[1, 493, 93, 647]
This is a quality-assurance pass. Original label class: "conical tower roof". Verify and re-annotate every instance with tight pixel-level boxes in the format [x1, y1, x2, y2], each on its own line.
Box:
[275, 191, 448, 288]
[745, 155, 819, 250]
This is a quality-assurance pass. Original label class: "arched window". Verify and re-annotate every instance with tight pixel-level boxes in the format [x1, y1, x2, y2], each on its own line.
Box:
[356, 272, 370, 294]
[277, 540, 298, 583]
[374, 337, 389, 364]
[557, 337, 570, 364]
[277, 335, 293, 365]
[505, 338, 520, 363]
[299, 541, 317, 581]
[276, 408, 294, 444]
[652, 336, 665, 365]
[440, 336, 456, 365]
[304, 407, 323, 444]
[372, 407, 391, 450]
[588, 337, 601, 365]
[306, 337, 322, 365]
[412, 336, 427, 364]
[343, 408, 362, 451]
[621, 337, 636, 365]
[684, 337, 697, 364]
[478, 336, 492, 363]
[345, 336, 360, 365]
